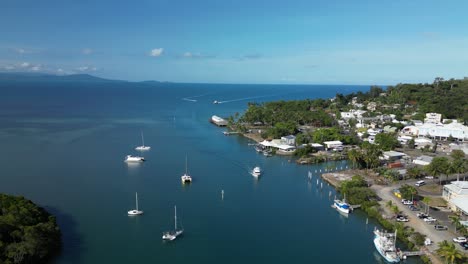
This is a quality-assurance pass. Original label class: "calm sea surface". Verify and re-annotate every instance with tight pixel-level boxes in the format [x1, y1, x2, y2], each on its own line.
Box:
[0, 81, 422, 263]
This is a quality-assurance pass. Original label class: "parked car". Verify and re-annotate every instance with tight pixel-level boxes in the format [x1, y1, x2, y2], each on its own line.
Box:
[396, 217, 409, 222]
[453, 237, 467, 243]
[434, 225, 448, 230]
[401, 199, 413, 205]
[425, 176, 434, 179]
[460, 242, 468, 250]
[423, 217, 437, 223]
[415, 180, 426, 187]
[417, 213, 428, 218]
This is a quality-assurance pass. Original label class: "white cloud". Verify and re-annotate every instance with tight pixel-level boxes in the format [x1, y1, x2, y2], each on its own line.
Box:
[82, 48, 93, 55]
[16, 48, 26, 54]
[20, 62, 30, 68]
[182, 51, 215, 59]
[31, 65, 41, 71]
[76, 66, 97, 72]
[4, 65, 15, 70]
[150, 48, 164, 57]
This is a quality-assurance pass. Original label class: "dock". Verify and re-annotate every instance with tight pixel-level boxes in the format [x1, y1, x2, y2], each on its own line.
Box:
[223, 131, 239, 135]
[401, 251, 425, 257]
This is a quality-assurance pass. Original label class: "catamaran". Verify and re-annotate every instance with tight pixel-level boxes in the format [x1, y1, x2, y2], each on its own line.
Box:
[135, 132, 151, 151]
[162, 206, 184, 241]
[374, 228, 401, 263]
[181, 156, 192, 183]
[128, 192, 143, 216]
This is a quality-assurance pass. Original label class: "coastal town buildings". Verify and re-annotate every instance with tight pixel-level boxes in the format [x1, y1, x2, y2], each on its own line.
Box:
[442, 181, 468, 215]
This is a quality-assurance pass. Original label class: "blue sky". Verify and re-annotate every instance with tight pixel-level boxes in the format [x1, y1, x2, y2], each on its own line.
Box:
[1, 0, 468, 84]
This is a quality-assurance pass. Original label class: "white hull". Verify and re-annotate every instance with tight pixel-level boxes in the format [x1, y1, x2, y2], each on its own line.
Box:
[252, 167, 262, 177]
[162, 230, 183, 241]
[128, 210, 144, 216]
[374, 229, 400, 263]
[334, 200, 350, 214]
[125, 155, 145, 162]
[135, 146, 151, 151]
[181, 175, 192, 183]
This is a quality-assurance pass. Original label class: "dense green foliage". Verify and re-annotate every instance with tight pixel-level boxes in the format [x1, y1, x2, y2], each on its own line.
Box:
[374, 133, 399, 151]
[347, 143, 382, 169]
[399, 184, 418, 200]
[0, 194, 61, 264]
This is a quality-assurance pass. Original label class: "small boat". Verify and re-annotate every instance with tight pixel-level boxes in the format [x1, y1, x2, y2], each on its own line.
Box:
[263, 150, 272, 157]
[255, 144, 265, 153]
[181, 156, 192, 184]
[251, 166, 262, 177]
[124, 155, 145, 162]
[374, 228, 400, 263]
[135, 132, 151, 151]
[333, 194, 351, 214]
[128, 192, 143, 216]
[213, 100, 219, 104]
[162, 206, 184, 241]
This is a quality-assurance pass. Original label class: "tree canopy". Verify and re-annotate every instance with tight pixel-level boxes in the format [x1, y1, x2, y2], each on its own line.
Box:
[0, 194, 61, 264]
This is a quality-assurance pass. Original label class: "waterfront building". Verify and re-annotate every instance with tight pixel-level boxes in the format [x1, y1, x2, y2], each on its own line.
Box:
[323, 140, 343, 150]
[442, 181, 468, 215]
[281, 135, 296, 146]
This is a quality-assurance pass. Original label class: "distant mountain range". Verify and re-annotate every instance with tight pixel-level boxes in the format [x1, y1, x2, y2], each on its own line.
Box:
[0, 72, 169, 84]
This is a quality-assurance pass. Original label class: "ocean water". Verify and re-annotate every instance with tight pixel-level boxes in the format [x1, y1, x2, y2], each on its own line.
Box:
[0, 81, 422, 264]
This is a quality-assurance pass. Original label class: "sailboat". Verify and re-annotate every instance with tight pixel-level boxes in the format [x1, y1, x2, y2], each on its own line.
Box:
[135, 132, 151, 151]
[128, 192, 144, 216]
[333, 193, 351, 214]
[181, 156, 192, 183]
[162, 206, 184, 241]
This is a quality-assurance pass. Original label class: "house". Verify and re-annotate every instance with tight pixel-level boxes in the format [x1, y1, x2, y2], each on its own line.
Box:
[259, 139, 296, 154]
[323, 141, 343, 150]
[309, 143, 324, 151]
[412, 155, 433, 166]
[424, 113, 442, 124]
[281, 135, 296, 146]
[367, 102, 377, 111]
[442, 181, 468, 215]
[382, 151, 406, 162]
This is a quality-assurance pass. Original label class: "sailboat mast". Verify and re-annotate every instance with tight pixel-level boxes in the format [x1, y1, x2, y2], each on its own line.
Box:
[174, 206, 177, 230]
[141, 132, 145, 147]
[136, 192, 139, 211]
[185, 156, 188, 175]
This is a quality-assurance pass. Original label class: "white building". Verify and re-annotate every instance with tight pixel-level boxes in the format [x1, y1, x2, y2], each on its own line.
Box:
[442, 181, 468, 215]
[323, 141, 343, 150]
[340, 110, 367, 119]
[281, 135, 296, 146]
[417, 122, 468, 141]
[424, 113, 442, 124]
[412, 155, 433, 166]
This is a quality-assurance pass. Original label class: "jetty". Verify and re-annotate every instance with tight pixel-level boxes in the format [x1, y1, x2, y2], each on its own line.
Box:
[210, 115, 228, 126]
[223, 131, 239, 136]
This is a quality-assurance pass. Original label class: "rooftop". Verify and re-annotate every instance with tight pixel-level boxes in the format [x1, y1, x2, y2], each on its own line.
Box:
[383, 151, 406, 158]
[451, 197, 468, 214]
[444, 181, 468, 196]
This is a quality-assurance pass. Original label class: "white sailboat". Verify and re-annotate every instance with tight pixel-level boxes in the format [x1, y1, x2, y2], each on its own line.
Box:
[181, 156, 192, 183]
[135, 132, 151, 151]
[128, 192, 144, 216]
[162, 206, 183, 241]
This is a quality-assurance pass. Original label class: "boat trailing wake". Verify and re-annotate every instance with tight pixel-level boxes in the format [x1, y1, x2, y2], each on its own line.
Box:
[217, 94, 279, 104]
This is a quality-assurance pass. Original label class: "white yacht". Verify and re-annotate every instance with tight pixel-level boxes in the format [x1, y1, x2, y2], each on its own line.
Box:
[333, 194, 351, 214]
[162, 206, 184, 241]
[135, 132, 151, 151]
[213, 100, 219, 104]
[251, 166, 262, 177]
[374, 228, 400, 263]
[128, 192, 143, 216]
[124, 155, 145, 162]
[181, 156, 192, 184]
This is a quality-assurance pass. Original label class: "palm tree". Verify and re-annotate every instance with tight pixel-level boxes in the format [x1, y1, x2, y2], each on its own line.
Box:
[347, 149, 360, 169]
[449, 215, 462, 233]
[422, 196, 432, 215]
[436, 241, 463, 264]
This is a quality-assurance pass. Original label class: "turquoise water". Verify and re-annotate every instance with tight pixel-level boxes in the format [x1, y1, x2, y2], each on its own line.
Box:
[0, 81, 422, 263]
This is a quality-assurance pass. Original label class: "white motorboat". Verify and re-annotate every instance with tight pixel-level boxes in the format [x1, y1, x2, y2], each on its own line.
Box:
[162, 206, 184, 241]
[374, 228, 400, 263]
[333, 194, 351, 214]
[128, 192, 143, 216]
[213, 100, 219, 104]
[135, 132, 151, 151]
[181, 156, 192, 184]
[124, 155, 145, 162]
[251, 166, 262, 177]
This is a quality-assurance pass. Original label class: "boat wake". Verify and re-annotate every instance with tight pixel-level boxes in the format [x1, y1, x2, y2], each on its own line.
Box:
[182, 98, 197, 102]
[182, 92, 213, 102]
[217, 94, 279, 104]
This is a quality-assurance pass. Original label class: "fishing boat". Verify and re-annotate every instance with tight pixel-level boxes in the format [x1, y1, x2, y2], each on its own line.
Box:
[333, 194, 351, 214]
[373, 228, 400, 263]
[124, 155, 145, 162]
[162, 206, 184, 241]
[127, 192, 143, 216]
[181, 156, 192, 183]
[251, 166, 262, 177]
[135, 132, 151, 151]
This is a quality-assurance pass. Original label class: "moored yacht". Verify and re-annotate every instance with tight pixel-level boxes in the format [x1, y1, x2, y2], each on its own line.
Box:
[181, 156, 192, 184]
[124, 155, 145, 162]
[252, 166, 262, 177]
[135, 132, 151, 151]
[162, 206, 184, 241]
[374, 228, 400, 263]
[333, 195, 351, 214]
[128, 192, 143, 216]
